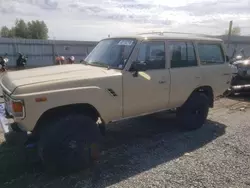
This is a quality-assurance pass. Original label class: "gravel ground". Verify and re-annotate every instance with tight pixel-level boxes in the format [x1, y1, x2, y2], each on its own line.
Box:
[0, 96, 250, 188]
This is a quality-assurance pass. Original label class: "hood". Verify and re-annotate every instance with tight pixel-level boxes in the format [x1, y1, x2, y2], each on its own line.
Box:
[1, 64, 120, 94]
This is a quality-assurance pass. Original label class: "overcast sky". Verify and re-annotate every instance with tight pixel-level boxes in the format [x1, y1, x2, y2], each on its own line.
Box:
[0, 0, 250, 41]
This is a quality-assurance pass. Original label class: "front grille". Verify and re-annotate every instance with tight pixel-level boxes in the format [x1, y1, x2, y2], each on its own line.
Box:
[235, 61, 250, 70]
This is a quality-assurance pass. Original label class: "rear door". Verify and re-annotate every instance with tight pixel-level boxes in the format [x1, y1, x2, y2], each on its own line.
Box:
[167, 40, 202, 108]
[196, 42, 232, 97]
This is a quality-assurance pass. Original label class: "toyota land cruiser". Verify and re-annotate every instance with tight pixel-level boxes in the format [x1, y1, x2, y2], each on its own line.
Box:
[0, 32, 232, 173]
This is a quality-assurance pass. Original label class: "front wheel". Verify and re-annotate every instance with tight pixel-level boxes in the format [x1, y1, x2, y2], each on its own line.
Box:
[177, 92, 209, 131]
[38, 114, 102, 174]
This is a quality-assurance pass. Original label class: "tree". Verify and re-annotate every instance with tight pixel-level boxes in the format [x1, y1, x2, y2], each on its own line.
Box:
[14, 19, 28, 38]
[0, 26, 15, 38]
[0, 19, 49, 39]
[8, 27, 16, 38]
[27, 20, 49, 40]
[225, 26, 241, 36]
[0, 26, 10, 37]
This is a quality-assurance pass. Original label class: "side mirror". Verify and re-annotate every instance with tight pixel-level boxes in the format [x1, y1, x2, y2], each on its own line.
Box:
[130, 61, 147, 77]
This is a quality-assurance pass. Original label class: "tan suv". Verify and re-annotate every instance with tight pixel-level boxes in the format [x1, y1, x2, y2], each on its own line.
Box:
[0, 32, 232, 173]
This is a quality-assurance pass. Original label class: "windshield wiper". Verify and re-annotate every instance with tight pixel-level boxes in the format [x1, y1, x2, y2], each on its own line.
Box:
[92, 62, 109, 68]
[85, 61, 110, 68]
[81, 60, 88, 64]
[84, 61, 120, 70]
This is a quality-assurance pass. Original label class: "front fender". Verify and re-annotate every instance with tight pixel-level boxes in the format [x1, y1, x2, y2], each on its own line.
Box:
[14, 86, 122, 131]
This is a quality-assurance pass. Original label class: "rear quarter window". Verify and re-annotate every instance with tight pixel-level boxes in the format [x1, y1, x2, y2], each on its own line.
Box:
[197, 43, 225, 64]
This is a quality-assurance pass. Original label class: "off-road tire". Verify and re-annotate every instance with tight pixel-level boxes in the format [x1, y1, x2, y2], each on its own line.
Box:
[37, 114, 101, 174]
[177, 92, 209, 131]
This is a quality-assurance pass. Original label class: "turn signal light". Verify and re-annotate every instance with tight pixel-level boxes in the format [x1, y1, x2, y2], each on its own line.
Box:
[12, 101, 23, 113]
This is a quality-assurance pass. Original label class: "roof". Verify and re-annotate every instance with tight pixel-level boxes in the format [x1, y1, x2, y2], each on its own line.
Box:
[108, 32, 223, 42]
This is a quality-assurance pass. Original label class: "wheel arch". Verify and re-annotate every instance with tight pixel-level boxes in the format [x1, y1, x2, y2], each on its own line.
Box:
[33, 103, 102, 135]
[193, 85, 214, 107]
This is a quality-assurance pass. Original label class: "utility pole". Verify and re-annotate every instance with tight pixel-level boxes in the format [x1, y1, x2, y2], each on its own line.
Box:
[227, 20, 233, 50]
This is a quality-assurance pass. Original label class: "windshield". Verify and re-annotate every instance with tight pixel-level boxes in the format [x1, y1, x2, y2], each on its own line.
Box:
[84, 38, 137, 69]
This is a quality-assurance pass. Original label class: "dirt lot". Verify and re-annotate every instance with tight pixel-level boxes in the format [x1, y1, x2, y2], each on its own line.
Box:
[0, 96, 250, 188]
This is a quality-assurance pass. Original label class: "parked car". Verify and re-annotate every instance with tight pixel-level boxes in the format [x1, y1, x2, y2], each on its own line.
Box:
[228, 48, 250, 94]
[0, 32, 232, 174]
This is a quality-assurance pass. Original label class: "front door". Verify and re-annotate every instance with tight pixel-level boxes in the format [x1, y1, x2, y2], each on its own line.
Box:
[123, 40, 171, 117]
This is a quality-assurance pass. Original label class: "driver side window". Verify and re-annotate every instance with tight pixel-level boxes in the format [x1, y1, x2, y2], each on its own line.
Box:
[137, 41, 165, 70]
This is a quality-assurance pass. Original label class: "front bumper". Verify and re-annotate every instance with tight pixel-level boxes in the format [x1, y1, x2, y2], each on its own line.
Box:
[0, 103, 12, 134]
[0, 103, 28, 145]
[231, 84, 250, 91]
[0, 116, 12, 134]
[230, 75, 250, 92]
[0, 113, 23, 136]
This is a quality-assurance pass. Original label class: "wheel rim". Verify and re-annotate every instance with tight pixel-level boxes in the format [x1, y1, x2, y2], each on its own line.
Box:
[192, 104, 204, 116]
[186, 103, 208, 125]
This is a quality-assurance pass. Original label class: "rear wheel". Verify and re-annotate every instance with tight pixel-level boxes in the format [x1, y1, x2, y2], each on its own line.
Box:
[177, 92, 209, 131]
[38, 114, 101, 174]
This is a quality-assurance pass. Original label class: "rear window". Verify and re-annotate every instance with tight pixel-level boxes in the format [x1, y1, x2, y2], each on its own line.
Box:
[197, 43, 225, 64]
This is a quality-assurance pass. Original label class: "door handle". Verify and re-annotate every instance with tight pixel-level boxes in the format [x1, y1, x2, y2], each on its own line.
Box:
[159, 80, 166, 84]
[223, 73, 231, 76]
[195, 76, 201, 79]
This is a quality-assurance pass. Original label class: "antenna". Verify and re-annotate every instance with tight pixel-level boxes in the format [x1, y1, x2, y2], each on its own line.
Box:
[137, 31, 215, 38]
